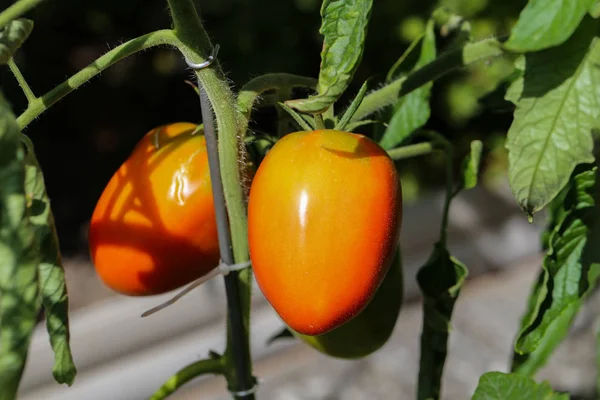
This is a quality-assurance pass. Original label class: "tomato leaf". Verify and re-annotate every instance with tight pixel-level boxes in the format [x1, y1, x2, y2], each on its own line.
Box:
[471, 372, 569, 400]
[22, 138, 76, 386]
[379, 19, 437, 150]
[459, 140, 482, 191]
[0, 19, 33, 64]
[285, 0, 373, 114]
[504, 0, 595, 52]
[511, 164, 600, 377]
[416, 243, 468, 400]
[505, 17, 600, 216]
[0, 92, 41, 399]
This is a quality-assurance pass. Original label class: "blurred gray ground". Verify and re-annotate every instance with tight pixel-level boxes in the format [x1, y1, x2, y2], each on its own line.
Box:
[17, 183, 600, 399]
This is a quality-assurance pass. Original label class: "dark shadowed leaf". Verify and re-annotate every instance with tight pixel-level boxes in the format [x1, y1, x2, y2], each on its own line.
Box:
[22, 137, 76, 385]
[512, 164, 600, 377]
[379, 19, 437, 149]
[416, 243, 468, 400]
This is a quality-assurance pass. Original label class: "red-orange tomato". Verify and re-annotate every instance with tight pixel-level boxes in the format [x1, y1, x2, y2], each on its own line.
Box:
[248, 129, 403, 336]
[89, 122, 220, 296]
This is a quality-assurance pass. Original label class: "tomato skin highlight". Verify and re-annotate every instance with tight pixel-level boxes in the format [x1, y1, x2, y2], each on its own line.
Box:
[248, 129, 403, 336]
[89, 122, 220, 296]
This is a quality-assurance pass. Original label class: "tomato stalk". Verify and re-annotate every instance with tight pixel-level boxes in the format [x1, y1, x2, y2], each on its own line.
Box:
[351, 37, 505, 123]
[0, 0, 44, 30]
[166, 0, 255, 398]
[16, 29, 176, 130]
[387, 141, 439, 161]
[7, 59, 35, 104]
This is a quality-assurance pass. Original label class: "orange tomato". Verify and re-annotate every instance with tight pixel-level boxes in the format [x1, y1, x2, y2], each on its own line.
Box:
[248, 129, 403, 335]
[89, 122, 220, 296]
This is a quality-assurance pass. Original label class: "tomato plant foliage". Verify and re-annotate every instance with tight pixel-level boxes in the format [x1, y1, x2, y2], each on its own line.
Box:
[2, 0, 600, 399]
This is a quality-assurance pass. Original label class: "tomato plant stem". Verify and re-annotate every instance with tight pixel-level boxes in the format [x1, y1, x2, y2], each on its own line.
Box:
[199, 85, 255, 399]
[0, 0, 44, 30]
[166, 0, 255, 398]
[7, 58, 36, 104]
[314, 113, 325, 130]
[236, 73, 317, 138]
[16, 29, 176, 129]
[386, 141, 437, 161]
[149, 357, 224, 400]
[352, 37, 505, 122]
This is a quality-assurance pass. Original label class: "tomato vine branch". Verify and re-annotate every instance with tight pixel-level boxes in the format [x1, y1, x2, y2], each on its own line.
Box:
[0, 0, 44, 30]
[352, 37, 505, 122]
[17, 29, 176, 129]
[387, 141, 438, 161]
[149, 357, 224, 400]
[237, 73, 317, 137]
[8, 58, 35, 104]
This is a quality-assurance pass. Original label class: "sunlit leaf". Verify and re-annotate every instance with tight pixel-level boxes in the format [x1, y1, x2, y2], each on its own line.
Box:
[506, 17, 600, 215]
[504, 0, 595, 52]
[285, 0, 372, 114]
[0, 92, 40, 400]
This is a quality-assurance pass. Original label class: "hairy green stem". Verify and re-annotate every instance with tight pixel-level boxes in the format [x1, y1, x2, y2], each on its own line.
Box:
[352, 37, 504, 122]
[387, 142, 437, 161]
[8, 58, 35, 103]
[0, 0, 44, 30]
[17, 29, 175, 129]
[237, 73, 317, 137]
[166, 0, 254, 398]
[149, 357, 224, 400]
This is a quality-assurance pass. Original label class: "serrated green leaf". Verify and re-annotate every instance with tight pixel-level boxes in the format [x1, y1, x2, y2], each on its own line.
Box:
[379, 19, 436, 149]
[461, 140, 482, 190]
[0, 19, 33, 65]
[512, 165, 600, 376]
[22, 137, 76, 386]
[472, 372, 569, 400]
[504, 0, 595, 52]
[285, 0, 372, 114]
[505, 17, 600, 215]
[416, 243, 468, 400]
[0, 92, 40, 400]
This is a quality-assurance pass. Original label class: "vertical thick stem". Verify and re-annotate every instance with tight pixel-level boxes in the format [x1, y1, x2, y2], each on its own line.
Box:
[166, 0, 254, 398]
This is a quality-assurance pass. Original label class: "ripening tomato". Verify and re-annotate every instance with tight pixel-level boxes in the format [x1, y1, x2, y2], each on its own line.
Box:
[248, 129, 403, 336]
[294, 248, 403, 358]
[89, 122, 220, 296]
